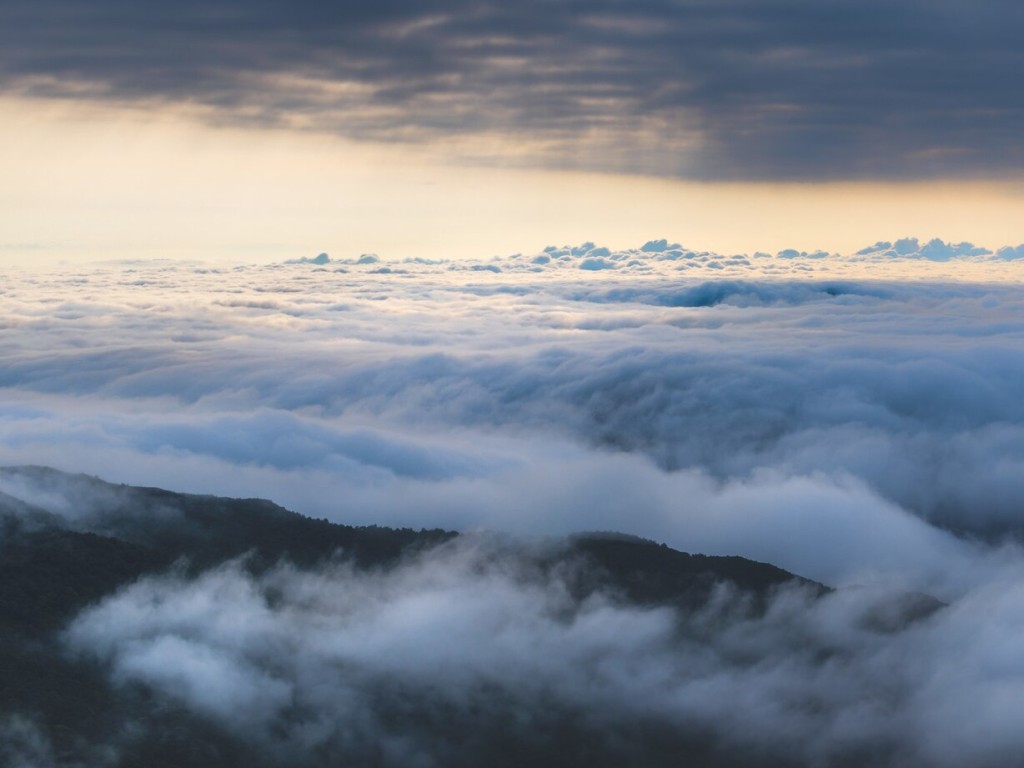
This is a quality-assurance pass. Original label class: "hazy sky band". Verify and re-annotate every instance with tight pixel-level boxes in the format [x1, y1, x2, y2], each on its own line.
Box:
[4, 0, 1023, 181]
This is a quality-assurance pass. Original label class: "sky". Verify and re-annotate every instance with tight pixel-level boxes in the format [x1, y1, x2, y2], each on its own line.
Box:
[2, 0, 1024, 262]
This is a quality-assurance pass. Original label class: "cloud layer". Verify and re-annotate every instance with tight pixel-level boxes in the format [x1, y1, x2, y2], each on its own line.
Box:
[4, 242, 1024, 764]
[3, 1, 1023, 179]
[2, 241, 1024, 591]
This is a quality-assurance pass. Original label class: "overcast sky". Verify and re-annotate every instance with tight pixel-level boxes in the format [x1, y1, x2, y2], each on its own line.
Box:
[2, 0, 1023, 261]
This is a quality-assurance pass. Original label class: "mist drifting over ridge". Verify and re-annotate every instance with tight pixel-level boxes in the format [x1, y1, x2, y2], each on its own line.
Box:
[4, 237, 1024, 583]
[4, 237, 1024, 765]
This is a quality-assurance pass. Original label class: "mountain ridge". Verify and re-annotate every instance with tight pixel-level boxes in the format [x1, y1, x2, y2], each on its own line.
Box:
[0, 466, 939, 768]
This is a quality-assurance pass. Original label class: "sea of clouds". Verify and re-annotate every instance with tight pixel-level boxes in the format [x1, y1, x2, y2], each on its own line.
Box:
[3, 237, 1024, 765]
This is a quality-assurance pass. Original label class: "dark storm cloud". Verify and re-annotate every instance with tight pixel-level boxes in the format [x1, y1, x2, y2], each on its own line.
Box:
[2, 0, 1022, 179]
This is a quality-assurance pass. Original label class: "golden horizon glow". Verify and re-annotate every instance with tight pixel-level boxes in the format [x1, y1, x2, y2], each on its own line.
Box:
[2, 96, 1023, 265]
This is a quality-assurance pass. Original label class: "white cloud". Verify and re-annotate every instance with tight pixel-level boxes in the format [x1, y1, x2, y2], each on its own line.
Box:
[3, 253, 1024, 571]
[4, 243, 1024, 763]
[55, 539, 1024, 767]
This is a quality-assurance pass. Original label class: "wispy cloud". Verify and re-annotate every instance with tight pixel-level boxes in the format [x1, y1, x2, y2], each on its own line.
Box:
[51, 536, 1024, 767]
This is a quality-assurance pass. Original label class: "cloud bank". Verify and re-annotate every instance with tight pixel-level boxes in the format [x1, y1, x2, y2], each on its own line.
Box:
[4, 241, 1024, 764]
[2, 240, 1024, 591]
[3, 1, 1023, 179]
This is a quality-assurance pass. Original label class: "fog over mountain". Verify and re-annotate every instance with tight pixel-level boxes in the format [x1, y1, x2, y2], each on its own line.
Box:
[3, 239, 1024, 765]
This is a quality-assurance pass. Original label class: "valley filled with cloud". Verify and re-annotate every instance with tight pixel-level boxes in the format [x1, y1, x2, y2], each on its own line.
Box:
[3, 239, 1024, 764]
[4, 239, 1024, 578]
